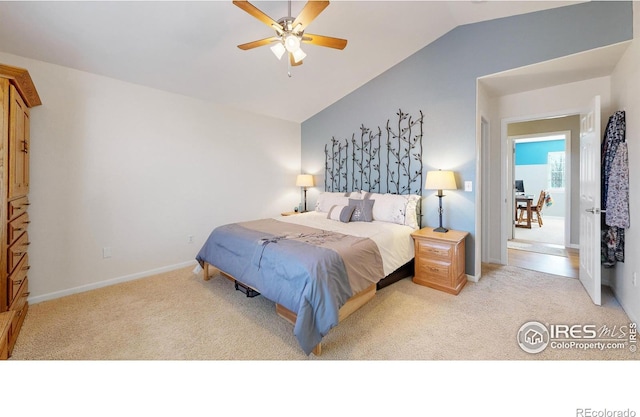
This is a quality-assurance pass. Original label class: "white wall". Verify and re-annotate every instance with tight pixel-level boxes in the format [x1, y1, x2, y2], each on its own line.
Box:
[482, 76, 611, 264]
[514, 164, 565, 217]
[609, 1, 640, 324]
[0, 52, 301, 302]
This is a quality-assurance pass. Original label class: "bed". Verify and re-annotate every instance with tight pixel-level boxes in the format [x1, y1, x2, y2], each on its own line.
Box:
[197, 109, 424, 355]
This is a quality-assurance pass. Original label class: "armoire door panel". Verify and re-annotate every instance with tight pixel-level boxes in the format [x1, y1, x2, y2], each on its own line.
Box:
[8, 84, 30, 199]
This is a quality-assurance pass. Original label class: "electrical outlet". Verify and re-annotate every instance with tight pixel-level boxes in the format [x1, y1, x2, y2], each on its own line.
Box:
[465, 181, 472, 192]
[188, 235, 194, 244]
[103, 247, 112, 259]
[633, 272, 637, 287]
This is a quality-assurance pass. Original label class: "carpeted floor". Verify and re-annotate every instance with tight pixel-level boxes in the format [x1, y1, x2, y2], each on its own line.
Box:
[10, 263, 637, 361]
[514, 215, 565, 245]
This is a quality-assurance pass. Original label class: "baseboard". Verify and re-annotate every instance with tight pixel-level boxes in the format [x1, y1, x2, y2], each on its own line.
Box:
[28, 260, 197, 305]
[466, 273, 480, 283]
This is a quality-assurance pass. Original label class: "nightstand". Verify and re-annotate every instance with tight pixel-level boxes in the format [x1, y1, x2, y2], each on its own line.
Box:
[281, 211, 301, 216]
[411, 227, 469, 295]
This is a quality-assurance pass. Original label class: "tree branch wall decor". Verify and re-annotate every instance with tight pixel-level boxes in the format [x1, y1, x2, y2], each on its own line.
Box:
[324, 109, 423, 197]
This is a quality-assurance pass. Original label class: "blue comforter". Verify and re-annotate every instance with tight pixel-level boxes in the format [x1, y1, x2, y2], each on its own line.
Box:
[196, 218, 383, 354]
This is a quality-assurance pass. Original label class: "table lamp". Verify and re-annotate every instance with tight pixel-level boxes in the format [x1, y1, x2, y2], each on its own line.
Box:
[425, 170, 457, 233]
[296, 174, 315, 212]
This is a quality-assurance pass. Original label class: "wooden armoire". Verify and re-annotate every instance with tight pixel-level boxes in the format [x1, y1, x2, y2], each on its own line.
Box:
[0, 64, 41, 358]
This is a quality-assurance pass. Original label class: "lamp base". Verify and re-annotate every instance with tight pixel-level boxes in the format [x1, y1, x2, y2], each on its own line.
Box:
[434, 194, 448, 233]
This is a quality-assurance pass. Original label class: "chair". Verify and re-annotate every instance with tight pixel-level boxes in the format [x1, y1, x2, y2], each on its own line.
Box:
[515, 200, 528, 226]
[518, 191, 545, 227]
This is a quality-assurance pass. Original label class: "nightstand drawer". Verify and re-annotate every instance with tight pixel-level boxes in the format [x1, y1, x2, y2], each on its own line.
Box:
[416, 239, 452, 260]
[416, 260, 450, 286]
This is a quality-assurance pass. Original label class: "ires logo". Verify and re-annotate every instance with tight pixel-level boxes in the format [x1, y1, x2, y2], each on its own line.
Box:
[548, 324, 597, 339]
[517, 321, 550, 354]
[517, 321, 637, 354]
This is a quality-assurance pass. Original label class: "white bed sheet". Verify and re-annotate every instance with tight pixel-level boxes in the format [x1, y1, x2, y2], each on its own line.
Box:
[275, 211, 415, 277]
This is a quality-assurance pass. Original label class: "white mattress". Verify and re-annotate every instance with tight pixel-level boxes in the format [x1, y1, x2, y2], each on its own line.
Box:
[275, 211, 415, 277]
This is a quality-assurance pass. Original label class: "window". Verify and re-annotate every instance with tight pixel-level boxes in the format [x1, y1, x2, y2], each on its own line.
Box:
[547, 151, 565, 190]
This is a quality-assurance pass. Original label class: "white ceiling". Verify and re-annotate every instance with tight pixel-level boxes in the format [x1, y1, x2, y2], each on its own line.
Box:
[0, 1, 583, 123]
[480, 40, 631, 97]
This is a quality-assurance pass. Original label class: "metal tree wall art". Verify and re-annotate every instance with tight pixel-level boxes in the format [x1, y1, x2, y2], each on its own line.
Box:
[352, 125, 382, 193]
[324, 109, 423, 197]
[386, 109, 424, 196]
[325, 136, 349, 192]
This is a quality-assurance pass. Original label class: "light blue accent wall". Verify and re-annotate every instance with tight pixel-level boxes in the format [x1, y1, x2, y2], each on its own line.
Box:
[515, 140, 565, 165]
[301, 1, 633, 276]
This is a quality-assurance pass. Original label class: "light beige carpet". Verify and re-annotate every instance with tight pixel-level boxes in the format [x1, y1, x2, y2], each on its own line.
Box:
[10, 263, 637, 360]
[508, 239, 570, 257]
[514, 215, 565, 245]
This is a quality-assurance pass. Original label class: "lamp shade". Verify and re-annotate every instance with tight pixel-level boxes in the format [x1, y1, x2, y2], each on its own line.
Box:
[425, 170, 456, 191]
[296, 174, 315, 187]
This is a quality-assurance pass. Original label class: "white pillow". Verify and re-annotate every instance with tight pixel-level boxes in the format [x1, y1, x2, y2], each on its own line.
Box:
[364, 193, 421, 229]
[315, 192, 350, 212]
[327, 205, 356, 223]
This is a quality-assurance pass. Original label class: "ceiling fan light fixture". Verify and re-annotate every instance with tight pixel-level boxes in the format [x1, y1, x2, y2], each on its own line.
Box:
[292, 48, 307, 63]
[234, 1, 347, 72]
[270, 42, 286, 60]
[284, 34, 301, 52]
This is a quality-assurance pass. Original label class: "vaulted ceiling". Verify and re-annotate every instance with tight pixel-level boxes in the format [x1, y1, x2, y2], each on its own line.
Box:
[0, 1, 581, 122]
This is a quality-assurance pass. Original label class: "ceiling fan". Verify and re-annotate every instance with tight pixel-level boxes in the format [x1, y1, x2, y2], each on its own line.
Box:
[233, 0, 347, 72]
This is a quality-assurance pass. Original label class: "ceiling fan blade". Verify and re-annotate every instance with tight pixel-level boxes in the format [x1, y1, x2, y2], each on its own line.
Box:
[233, 0, 284, 32]
[237, 37, 280, 50]
[292, 1, 330, 32]
[302, 33, 347, 50]
[290, 53, 303, 67]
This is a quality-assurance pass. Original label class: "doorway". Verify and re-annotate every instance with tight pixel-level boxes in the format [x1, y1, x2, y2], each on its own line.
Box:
[509, 131, 569, 244]
[504, 118, 578, 278]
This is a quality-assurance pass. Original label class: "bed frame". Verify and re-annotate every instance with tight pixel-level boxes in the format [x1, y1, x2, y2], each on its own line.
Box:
[202, 259, 413, 355]
[201, 109, 423, 355]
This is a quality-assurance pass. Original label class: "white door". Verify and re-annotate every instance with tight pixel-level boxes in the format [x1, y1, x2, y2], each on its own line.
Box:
[579, 95, 601, 305]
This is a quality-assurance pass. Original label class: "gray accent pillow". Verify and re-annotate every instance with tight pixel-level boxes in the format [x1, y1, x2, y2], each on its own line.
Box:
[348, 198, 375, 222]
[327, 205, 356, 223]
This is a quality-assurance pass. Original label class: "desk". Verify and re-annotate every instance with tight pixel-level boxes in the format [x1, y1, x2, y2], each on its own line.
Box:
[515, 196, 534, 229]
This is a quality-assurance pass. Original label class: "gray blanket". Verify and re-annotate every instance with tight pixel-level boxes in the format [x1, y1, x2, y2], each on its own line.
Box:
[196, 218, 384, 354]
